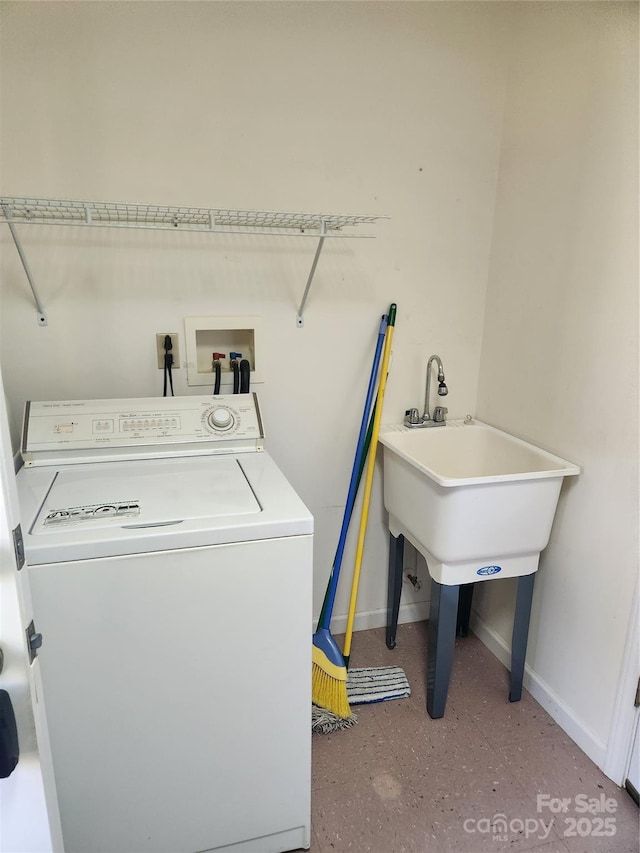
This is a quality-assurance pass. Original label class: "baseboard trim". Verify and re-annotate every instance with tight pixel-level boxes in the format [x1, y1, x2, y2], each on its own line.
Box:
[324, 600, 430, 636]
[470, 611, 608, 771]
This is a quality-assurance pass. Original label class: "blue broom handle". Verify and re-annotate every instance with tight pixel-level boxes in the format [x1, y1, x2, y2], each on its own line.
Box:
[318, 314, 388, 630]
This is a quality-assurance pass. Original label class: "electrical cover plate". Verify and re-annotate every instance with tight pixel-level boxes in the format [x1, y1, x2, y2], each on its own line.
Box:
[156, 333, 180, 369]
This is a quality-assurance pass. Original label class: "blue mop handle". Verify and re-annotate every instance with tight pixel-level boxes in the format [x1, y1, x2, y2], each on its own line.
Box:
[318, 314, 388, 630]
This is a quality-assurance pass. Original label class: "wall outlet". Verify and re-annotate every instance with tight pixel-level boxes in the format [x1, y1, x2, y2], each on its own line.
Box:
[156, 333, 180, 369]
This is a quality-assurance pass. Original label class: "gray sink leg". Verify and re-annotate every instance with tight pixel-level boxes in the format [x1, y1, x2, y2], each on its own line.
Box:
[456, 583, 475, 637]
[386, 532, 404, 650]
[509, 571, 536, 702]
[427, 580, 459, 718]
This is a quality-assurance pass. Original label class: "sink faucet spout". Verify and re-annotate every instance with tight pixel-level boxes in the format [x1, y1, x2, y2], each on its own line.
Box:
[423, 355, 448, 423]
[404, 354, 449, 428]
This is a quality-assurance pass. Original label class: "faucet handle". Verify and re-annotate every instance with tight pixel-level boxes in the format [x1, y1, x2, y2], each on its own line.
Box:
[433, 406, 448, 423]
[405, 408, 421, 426]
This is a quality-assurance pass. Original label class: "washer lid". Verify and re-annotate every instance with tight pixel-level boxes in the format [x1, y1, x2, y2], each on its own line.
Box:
[18, 451, 312, 564]
[32, 456, 260, 535]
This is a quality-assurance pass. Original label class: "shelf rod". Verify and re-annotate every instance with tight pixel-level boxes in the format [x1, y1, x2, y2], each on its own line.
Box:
[297, 220, 326, 328]
[1, 205, 47, 326]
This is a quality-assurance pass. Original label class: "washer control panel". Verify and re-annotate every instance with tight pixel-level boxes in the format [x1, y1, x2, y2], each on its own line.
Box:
[22, 393, 264, 466]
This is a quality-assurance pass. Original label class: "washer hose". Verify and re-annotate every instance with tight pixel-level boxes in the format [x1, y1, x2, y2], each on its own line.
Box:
[213, 361, 221, 395]
[163, 335, 174, 397]
[239, 359, 250, 394]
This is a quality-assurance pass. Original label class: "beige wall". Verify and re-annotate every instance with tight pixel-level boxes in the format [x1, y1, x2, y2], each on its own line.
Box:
[0, 2, 508, 630]
[1, 0, 637, 772]
[474, 1, 639, 766]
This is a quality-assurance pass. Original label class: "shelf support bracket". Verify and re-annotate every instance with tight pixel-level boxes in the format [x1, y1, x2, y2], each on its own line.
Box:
[296, 220, 326, 328]
[2, 205, 47, 326]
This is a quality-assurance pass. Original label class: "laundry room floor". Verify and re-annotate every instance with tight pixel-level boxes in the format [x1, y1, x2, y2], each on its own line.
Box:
[309, 621, 639, 853]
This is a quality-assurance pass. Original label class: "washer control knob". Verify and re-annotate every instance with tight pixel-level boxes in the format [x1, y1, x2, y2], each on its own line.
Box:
[208, 407, 234, 431]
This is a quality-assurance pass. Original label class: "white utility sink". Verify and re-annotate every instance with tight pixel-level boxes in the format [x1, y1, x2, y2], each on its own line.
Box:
[379, 419, 580, 585]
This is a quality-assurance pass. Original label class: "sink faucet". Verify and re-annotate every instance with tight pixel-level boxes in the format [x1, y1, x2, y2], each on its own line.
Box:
[405, 354, 449, 428]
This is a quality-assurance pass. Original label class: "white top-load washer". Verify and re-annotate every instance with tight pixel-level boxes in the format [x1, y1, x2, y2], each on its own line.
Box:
[16, 393, 313, 853]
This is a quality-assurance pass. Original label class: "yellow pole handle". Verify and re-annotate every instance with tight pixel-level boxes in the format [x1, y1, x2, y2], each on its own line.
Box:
[342, 318, 395, 660]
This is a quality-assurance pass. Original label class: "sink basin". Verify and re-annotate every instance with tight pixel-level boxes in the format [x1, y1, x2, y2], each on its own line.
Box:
[379, 420, 580, 585]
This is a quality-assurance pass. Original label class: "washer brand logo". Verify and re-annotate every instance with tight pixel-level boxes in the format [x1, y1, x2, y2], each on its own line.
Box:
[477, 565, 502, 576]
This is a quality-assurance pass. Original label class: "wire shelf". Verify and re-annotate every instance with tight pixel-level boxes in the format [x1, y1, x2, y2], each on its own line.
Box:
[0, 197, 383, 237]
[0, 195, 386, 327]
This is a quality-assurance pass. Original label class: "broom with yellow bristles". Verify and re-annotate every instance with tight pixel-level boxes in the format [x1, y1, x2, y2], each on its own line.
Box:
[312, 309, 394, 718]
[343, 305, 396, 671]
